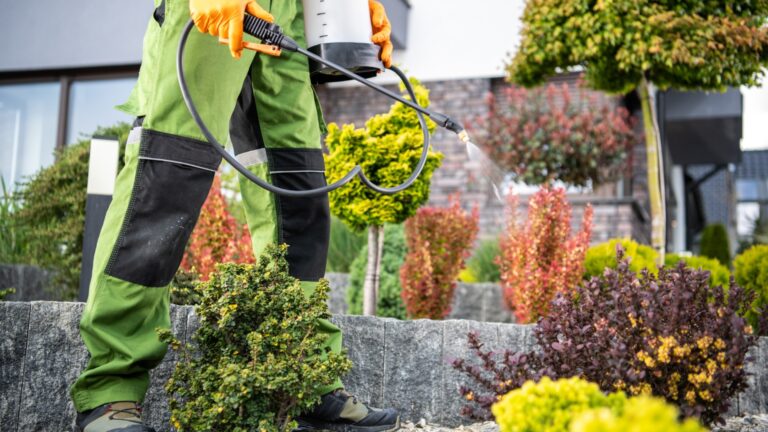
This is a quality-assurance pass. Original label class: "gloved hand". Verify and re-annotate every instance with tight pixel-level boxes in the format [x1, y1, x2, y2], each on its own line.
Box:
[190, 0, 274, 59]
[368, 0, 393, 68]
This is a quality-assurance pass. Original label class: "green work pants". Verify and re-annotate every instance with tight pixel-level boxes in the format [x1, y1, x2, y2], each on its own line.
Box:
[70, 0, 342, 413]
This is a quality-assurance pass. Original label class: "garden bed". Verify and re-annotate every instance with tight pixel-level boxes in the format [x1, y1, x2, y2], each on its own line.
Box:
[1, 301, 766, 431]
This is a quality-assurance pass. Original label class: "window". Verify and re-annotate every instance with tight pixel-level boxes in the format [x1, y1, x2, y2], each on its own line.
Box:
[66, 78, 137, 144]
[0, 72, 138, 189]
[0, 82, 60, 188]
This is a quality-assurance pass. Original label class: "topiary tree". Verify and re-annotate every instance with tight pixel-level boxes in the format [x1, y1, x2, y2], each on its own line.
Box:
[700, 223, 731, 267]
[507, 0, 768, 261]
[475, 82, 636, 187]
[347, 224, 407, 319]
[325, 78, 442, 315]
[159, 244, 352, 432]
[11, 123, 130, 299]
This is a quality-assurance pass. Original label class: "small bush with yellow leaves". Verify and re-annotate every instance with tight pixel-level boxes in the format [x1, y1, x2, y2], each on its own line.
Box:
[570, 395, 706, 432]
[734, 244, 768, 335]
[664, 253, 730, 289]
[491, 377, 626, 432]
[157, 244, 352, 432]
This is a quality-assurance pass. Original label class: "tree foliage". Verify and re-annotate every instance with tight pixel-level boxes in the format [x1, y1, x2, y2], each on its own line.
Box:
[508, 0, 768, 93]
[324, 79, 442, 232]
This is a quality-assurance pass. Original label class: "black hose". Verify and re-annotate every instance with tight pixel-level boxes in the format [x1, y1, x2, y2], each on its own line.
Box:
[177, 19, 434, 197]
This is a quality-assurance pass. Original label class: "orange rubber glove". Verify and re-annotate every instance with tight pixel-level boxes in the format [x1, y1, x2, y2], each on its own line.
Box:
[189, 0, 274, 59]
[369, 0, 393, 68]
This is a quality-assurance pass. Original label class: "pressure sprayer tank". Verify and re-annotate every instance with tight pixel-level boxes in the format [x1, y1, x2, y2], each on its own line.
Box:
[303, 0, 384, 83]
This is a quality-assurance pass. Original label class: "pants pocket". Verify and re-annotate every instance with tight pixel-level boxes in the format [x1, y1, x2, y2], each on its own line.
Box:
[105, 129, 222, 287]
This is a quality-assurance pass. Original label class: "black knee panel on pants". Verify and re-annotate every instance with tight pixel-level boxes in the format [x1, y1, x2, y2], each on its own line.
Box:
[105, 129, 222, 287]
[268, 149, 330, 282]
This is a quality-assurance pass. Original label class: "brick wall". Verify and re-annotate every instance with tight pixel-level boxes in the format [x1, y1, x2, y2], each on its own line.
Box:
[316, 73, 650, 243]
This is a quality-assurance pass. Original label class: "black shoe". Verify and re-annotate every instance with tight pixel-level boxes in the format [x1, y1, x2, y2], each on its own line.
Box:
[297, 389, 400, 432]
[74, 402, 155, 432]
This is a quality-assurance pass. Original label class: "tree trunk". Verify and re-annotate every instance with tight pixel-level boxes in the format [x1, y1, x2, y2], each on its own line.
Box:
[363, 225, 384, 316]
[638, 79, 666, 263]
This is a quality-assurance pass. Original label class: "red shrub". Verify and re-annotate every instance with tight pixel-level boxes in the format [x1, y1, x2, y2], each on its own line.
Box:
[400, 197, 479, 319]
[497, 187, 592, 323]
[181, 175, 254, 280]
[474, 82, 636, 187]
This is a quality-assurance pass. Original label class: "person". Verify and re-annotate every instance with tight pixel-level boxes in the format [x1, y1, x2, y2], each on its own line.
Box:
[70, 0, 396, 431]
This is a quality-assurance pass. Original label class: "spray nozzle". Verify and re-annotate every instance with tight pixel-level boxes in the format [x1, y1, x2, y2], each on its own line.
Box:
[429, 112, 466, 138]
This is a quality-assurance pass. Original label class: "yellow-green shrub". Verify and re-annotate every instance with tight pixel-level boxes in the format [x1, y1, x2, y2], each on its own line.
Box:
[584, 239, 658, 279]
[665, 253, 730, 288]
[570, 396, 706, 432]
[733, 244, 768, 334]
[492, 377, 626, 432]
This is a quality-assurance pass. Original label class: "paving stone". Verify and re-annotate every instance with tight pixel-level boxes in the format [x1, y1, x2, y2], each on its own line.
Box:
[382, 319, 444, 423]
[0, 302, 31, 432]
[17, 301, 87, 432]
[440, 319, 499, 426]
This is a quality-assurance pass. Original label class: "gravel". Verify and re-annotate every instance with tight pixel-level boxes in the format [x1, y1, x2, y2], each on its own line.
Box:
[399, 414, 768, 432]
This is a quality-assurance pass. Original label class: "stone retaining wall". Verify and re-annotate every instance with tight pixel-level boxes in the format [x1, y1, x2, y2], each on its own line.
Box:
[326, 274, 514, 324]
[1, 302, 766, 431]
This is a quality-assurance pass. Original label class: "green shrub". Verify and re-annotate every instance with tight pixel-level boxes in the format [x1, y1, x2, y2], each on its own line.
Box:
[158, 244, 352, 432]
[665, 254, 730, 288]
[733, 244, 768, 334]
[491, 377, 626, 432]
[169, 269, 202, 306]
[347, 224, 407, 319]
[570, 396, 706, 432]
[0, 178, 28, 264]
[464, 239, 501, 283]
[326, 216, 367, 273]
[11, 123, 130, 298]
[700, 224, 731, 267]
[584, 238, 658, 279]
[0, 287, 16, 301]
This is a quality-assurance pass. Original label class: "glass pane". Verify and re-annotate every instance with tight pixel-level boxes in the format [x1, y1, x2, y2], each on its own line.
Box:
[0, 82, 60, 189]
[737, 202, 761, 236]
[737, 179, 760, 201]
[66, 78, 137, 144]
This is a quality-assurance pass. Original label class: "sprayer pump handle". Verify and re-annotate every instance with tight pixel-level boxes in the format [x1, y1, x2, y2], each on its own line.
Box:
[243, 14, 299, 52]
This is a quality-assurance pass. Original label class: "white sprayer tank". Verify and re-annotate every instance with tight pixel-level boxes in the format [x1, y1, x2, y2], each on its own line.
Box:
[302, 0, 384, 83]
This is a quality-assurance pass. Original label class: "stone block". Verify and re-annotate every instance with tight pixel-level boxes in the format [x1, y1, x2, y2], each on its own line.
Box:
[497, 323, 535, 353]
[333, 315, 387, 407]
[480, 284, 514, 324]
[17, 301, 87, 432]
[440, 319, 499, 426]
[0, 302, 31, 431]
[740, 341, 765, 415]
[326, 273, 349, 315]
[143, 305, 191, 431]
[448, 283, 484, 322]
[382, 319, 444, 423]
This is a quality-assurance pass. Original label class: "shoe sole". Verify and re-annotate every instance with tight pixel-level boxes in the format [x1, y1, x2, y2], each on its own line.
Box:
[295, 416, 401, 432]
